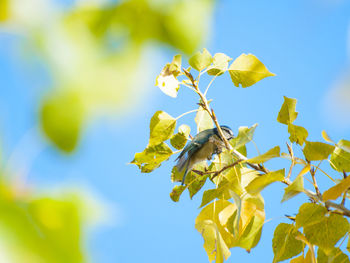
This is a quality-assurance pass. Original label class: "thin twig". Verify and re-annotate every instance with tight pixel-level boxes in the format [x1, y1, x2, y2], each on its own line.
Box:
[204, 75, 218, 96]
[192, 159, 243, 180]
[325, 201, 350, 217]
[286, 143, 295, 180]
[342, 171, 348, 206]
[309, 165, 321, 199]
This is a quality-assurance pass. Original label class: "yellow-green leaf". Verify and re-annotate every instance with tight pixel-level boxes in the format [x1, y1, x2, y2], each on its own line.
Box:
[304, 213, 348, 251]
[170, 124, 190, 150]
[303, 141, 335, 161]
[170, 185, 186, 202]
[131, 142, 173, 173]
[228, 53, 275, 88]
[323, 175, 350, 201]
[188, 174, 209, 199]
[155, 55, 182, 98]
[189, 48, 213, 71]
[288, 124, 308, 146]
[41, 92, 83, 153]
[272, 223, 304, 263]
[245, 169, 285, 195]
[281, 175, 304, 202]
[330, 140, 350, 172]
[277, 96, 298, 125]
[295, 203, 328, 229]
[245, 146, 280, 164]
[207, 53, 232, 76]
[195, 200, 234, 263]
[318, 247, 350, 263]
[195, 105, 214, 132]
[230, 124, 257, 150]
[322, 130, 335, 144]
[149, 111, 176, 146]
[0, 0, 8, 21]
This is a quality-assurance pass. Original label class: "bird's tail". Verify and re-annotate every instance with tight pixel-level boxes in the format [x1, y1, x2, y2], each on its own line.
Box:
[181, 161, 190, 186]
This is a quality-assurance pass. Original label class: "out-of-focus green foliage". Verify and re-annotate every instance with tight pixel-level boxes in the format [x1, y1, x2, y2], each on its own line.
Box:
[0, 0, 8, 21]
[132, 51, 350, 262]
[0, 182, 89, 263]
[3, 0, 214, 153]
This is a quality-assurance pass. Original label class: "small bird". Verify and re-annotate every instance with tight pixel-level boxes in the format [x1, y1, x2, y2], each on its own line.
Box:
[175, 125, 234, 185]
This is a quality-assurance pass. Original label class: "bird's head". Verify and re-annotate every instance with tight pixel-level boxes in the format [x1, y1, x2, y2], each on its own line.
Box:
[219, 125, 234, 141]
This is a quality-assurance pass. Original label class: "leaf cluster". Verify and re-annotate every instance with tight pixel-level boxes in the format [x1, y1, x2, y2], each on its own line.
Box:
[132, 49, 350, 263]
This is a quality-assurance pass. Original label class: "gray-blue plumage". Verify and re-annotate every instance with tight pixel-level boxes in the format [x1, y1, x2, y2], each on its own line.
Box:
[175, 125, 234, 185]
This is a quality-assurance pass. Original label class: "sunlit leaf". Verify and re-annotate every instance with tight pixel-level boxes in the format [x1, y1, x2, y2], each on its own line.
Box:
[149, 111, 176, 146]
[170, 185, 186, 202]
[189, 48, 213, 71]
[272, 223, 304, 263]
[288, 124, 308, 146]
[155, 55, 182, 98]
[281, 175, 304, 202]
[290, 254, 306, 263]
[41, 92, 83, 153]
[195, 105, 214, 132]
[322, 130, 335, 144]
[303, 141, 335, 161]
[131, 142, 173, 173]
[318, 247, 350, 263]
[330, 140, 350, 172]
[200, 189, 222, 208]
[228, 53, 275, 88]
[304, 213, 348, 251]
[207, 53, 232, 76]
[245, 169, 285, 195]
[277, 96, 298, 125]
[188, 174, 209, 199]
[323, 175, 350, 201]
[245, 146, 280, 164]
[230, 124, 258, 150]
[195, 200, 233, 263]
[295, 203, 328, 229]
[171, 166, 183, 183]
[230, 195, 265, 251]
[170, 124, 190, 150]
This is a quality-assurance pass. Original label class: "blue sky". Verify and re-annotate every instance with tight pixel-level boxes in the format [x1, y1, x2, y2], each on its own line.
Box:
[1, 0, 350, 262]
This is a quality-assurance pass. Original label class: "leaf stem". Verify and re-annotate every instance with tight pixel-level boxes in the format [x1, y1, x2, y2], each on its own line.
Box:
[175, 109, 199, 120]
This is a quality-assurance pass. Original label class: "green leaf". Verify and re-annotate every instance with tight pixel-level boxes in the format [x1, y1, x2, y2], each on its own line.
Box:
[170, 185, 186, 202]
[195, 105, 214, 132]
[200, 189, 221, 208]
[281, 175, 304, 202]
[155, 55, 182, 98]
[303, 141, 335, 161]
[304, 213, 348, 251]
[207, 53, 232, 76]
[171, 166, 183, 183]
[149, 111, 176, 146]
[277, 96, 298, 125]
[272, 223, 304, 263]
[131, 142, 173, 173]
[245, 146, 280, 164]
[228, 53, 275, 88]
[230, 124, 257, 150]
[187, 162, 209, 199]
[295, 203, 328, 229]
[41, 92, 83, 153]
[330, 140, 350, 172]
[188, 174, 209, 199]
[318, 247, 350, 263]
[195, 200, 234, 263]
[189, 48, 213, 71]
[170, 124, 190, 150]
[288, 124, 308, 146]
[323, 175, 350, 201]
[245, 169, 285, 195]
[230, 195, 265, 251]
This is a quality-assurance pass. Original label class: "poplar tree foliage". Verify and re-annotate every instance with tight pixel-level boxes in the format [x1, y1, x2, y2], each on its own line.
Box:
[131, 49, 350, 263]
